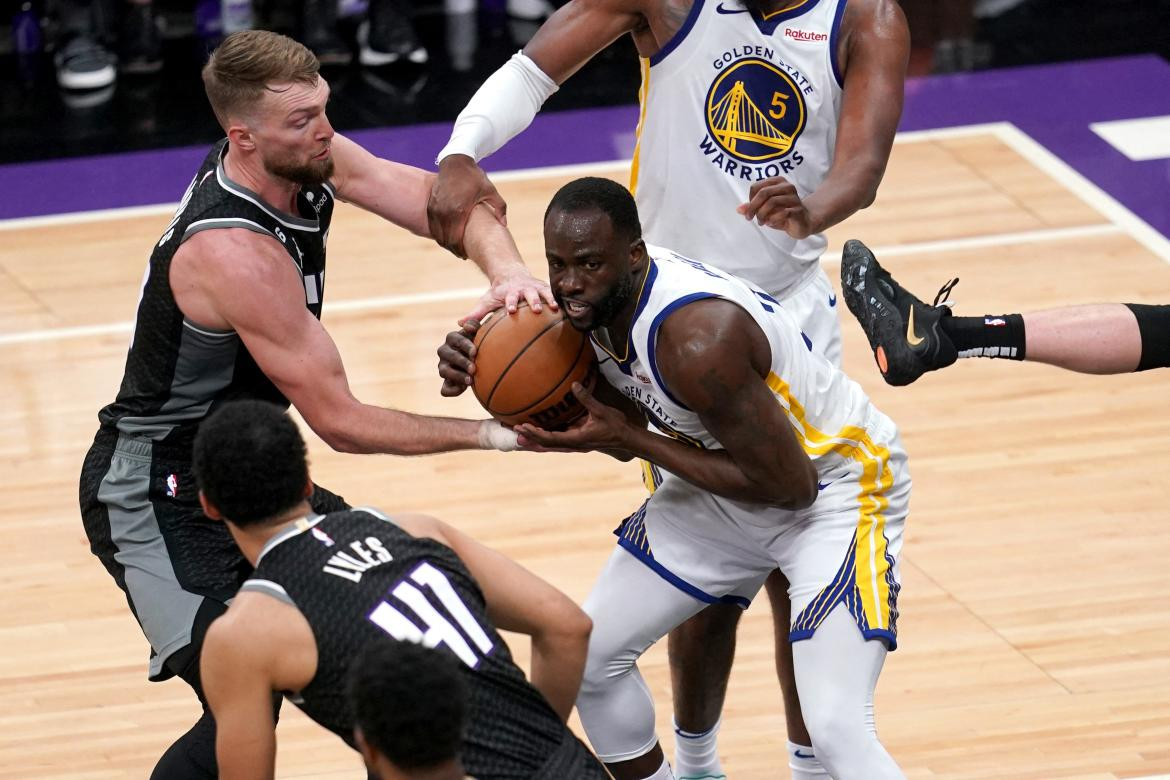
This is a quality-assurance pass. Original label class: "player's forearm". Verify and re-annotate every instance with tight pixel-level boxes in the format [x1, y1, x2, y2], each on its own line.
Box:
[530, 629, 589, 721]
[462, 204, 532, 286]
[802, 160, 886, 234]
[314, 404, 491, 455]
[622, 427, 811, 509]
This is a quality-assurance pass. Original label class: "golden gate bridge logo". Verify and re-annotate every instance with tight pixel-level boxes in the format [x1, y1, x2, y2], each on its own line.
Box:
[705, 58, 806, 162]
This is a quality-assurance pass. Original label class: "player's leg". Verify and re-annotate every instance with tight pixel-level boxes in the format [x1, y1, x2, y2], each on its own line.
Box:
[579, 544, 713, 779]
[667, 604, 740, 780]
[771, 432, 910, 778]
[841, 240, 1170, 383]
[791, 606, 901, 778]
[763, 570, 832, 780]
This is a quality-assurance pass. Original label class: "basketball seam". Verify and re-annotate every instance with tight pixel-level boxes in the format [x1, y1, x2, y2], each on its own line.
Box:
[483, 315, 572, 411]
[494, 332, 591, 417]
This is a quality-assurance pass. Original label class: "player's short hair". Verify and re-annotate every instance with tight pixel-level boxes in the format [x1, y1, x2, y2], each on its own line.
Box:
[347, 638, 468, 769]
[545, 177, 643, 243]
[192, 400, 309, 527]
[202, 30, 320, 128]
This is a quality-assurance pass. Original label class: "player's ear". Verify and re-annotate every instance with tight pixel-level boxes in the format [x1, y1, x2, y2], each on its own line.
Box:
[228, 122, 255, 151]
[198, 491, 224, 522]
[353, 727, 377, 767]
[630, 238, 647, 267]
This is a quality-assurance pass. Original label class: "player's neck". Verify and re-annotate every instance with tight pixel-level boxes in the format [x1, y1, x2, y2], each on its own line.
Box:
[235, 500, 315, 564]
[222, 146, 301, 216]
[381, 758, 466, 780]
[604, 261, 651, 348]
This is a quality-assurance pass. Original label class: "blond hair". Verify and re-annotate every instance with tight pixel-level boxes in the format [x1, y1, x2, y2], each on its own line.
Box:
[202, 30, 320, 128]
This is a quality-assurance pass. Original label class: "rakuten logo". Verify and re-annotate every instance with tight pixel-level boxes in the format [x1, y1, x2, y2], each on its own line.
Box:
[784, 28, 828, 42]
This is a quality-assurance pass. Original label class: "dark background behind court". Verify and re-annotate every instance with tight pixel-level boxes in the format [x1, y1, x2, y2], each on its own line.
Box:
[0, 0, 1168, 165]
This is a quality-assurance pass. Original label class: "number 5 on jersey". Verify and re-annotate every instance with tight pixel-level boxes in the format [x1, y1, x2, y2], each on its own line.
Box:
[367, 562, 495, 668]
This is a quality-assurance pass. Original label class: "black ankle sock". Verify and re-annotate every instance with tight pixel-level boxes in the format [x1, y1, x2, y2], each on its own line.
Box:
[940, 313, 1026, 360]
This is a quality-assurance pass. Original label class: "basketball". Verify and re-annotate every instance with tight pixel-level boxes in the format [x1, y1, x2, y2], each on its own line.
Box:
[472, 303, 597, 429]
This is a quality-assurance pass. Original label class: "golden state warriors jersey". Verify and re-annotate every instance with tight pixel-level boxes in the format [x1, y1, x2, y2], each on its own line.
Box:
[592, 245, 896, 483]
[631, 0, 846, 297]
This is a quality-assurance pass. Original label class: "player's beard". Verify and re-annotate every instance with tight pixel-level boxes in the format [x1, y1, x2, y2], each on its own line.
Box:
[266, 151, 334, 188]
[739, 0, 769, 11]
[570, 272, 635, 332]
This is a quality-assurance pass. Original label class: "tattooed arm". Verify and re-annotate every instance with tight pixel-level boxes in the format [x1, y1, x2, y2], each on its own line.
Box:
[517, 298, 817, 509]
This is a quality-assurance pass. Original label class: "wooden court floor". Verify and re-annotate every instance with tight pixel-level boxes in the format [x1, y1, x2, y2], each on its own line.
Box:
[2, 125, 1169, 779]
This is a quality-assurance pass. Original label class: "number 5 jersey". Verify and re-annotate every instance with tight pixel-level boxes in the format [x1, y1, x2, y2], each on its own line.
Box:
[241, 507, 606, 779]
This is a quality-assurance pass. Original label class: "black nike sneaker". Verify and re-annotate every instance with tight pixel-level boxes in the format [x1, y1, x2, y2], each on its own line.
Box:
[840, 239, 960, 386]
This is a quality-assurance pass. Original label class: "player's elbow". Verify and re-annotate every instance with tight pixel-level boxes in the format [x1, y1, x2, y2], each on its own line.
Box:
[760, 466, 817, 510]
[541, 598, 593, 651]
[316, 424, 366, 454]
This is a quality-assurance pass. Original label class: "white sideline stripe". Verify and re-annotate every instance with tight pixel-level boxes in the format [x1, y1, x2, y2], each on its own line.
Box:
[824, 223, 1123, 261]
[991, 122, 1170, 266]
[1090, 115, 1170, 161]
[0, 225, 1122, 347]
[0, 123, 1020, 232]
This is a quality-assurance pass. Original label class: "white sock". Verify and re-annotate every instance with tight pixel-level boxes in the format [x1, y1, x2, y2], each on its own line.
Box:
[672, 717, 725, 780]
[643, 756, 677, 780]
[788, 740, 830, 779]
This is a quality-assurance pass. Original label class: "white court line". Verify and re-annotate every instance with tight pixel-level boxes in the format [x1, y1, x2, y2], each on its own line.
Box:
[991, 122, 1170, 266]
[0, 224, 1123, 347]
[0, 123, 1017, 233]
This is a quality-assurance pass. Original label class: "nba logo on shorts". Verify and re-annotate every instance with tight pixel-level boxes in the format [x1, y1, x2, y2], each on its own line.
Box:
[165, 473, 179, 498]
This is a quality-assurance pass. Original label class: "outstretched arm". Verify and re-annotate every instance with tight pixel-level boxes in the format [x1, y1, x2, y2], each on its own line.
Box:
[428, 0, 647, 256]
[172, 231, 518, 455]
[327, 134, 553, 318]
[518, 300, 818, 509]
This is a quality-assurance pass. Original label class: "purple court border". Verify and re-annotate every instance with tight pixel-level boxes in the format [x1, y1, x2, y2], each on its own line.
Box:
[1, 55, 1167, 242]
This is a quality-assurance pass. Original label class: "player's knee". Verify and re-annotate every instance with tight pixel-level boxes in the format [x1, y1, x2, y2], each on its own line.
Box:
[580, 626, 639, 694]
[801, 707, 869, 769]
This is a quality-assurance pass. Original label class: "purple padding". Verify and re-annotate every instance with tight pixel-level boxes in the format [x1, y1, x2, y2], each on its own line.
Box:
[0, 106, 641, 221]
[1, 55, 1167, 242]
[900, 55, 1170, 240]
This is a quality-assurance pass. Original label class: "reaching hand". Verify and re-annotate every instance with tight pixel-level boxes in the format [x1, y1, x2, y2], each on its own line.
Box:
[438, 322, 480, 397]
[737, 175, 815, 240]
[514, 382, 633, 454]
[428, 154, 509, 258]
[461, 272, 559, 326]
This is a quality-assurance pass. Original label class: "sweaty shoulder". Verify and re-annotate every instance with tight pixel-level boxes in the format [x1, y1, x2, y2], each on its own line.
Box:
[654, 297, 772, 400]
[171, 227, 302, 330]
[205, 590, 317, 690]
[838, 0, 909, 73]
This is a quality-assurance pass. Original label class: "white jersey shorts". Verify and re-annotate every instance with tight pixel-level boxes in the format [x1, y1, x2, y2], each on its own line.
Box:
[623, 420, 909, 648]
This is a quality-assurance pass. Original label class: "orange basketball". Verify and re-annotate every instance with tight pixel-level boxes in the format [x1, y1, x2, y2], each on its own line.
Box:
[472, 303, 597, 429]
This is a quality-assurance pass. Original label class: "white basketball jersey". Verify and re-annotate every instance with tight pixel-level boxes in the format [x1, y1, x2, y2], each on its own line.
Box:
[631, 0, 846, 297]
[592, 245, 895, 482]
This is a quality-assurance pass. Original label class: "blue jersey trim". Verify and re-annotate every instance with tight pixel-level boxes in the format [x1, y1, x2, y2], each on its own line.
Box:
[646, 292, 720, 410]
[830, 0, 848, 87]
[790, 626, 897, 651]
[749, 0, 823, 36]
[616, 538, 751, 609]
[590, 260, 659, 374]
[649, 0, 705, 67]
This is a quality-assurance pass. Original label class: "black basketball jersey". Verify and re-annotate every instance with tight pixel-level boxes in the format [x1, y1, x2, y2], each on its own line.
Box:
[242, 508, 604, 779]
[97, 139, 334, 448]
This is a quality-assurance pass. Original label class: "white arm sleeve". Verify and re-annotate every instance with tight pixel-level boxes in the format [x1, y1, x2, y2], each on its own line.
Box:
[436, 51, 559, 164]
